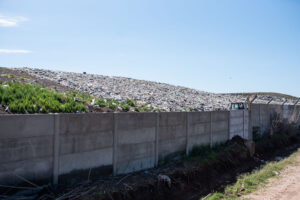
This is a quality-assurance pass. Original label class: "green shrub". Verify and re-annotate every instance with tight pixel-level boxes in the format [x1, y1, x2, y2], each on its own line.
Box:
[0, 82, 87, 114]
[67, 90, 92, 104]
[96, 98, 107, 107]
[121, 103, 130, 111]
[0, 82, 159, 114]
[137, 103, 154, 112]
[134, 106, 140, 112]
[106, 99, 119, 110]
[125, 99, 136, 107]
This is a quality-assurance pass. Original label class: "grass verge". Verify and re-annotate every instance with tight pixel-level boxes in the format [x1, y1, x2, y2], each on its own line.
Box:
[204, 149, 299, 200]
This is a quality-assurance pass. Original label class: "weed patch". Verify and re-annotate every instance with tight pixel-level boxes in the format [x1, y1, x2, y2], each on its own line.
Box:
[0, 82, 157, 114]
[205, 149, 299, 200]
[0, 82, 87, 113]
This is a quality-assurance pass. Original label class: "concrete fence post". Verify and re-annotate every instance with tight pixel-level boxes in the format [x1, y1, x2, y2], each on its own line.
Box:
[248, 103, 253, 141]
[228, 111, 231, 140]
[259, 104, 262, 132]
[53, 114, 60, 184]
[210, 112, 213, 148]
[268, 104, 273, 135]
[155, 112, 159, 167]
[248, 110, 252, 141]
[243, 110, 245, 139]
[185, 112, 190, 155]
[113, 113, 118, 176]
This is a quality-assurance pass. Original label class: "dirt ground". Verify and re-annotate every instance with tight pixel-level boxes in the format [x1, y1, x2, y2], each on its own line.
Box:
[244, 151, 300, 200]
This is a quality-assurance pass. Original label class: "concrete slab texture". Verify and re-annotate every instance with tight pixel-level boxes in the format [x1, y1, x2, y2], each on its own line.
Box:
[1, 104, 298, 186]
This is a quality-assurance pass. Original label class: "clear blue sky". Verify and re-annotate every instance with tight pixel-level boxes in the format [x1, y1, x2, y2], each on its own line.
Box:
[1, 0, 299, 96]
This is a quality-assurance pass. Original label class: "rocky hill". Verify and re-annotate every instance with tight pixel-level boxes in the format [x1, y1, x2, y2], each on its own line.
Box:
[9, 67, 298, 112]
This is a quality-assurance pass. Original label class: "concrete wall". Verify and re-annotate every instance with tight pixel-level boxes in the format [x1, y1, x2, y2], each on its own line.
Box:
[0, 110, 250, 186]
[251, 104, 260, 128]
[282, 105, 300, 125]
[251, 104, 300, 135]
[187, 112, 211, 152]
[114, 113, 156, 174]
[211, 111, 230, 144]
[0, 115, 54, 185]
[251, 104, 273, 133]
[260, 104, 271, 133]
[230, 110, 249, 140]
[158, 112, 187, 160]
[58, 113, 114, 183]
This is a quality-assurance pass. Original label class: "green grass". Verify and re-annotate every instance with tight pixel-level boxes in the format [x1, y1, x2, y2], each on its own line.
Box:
[0, 82, 87, 113]
[0, 82, 157, 114]
[204, 149, 299, 200]
[185, 142, 245, 166]
[186, 144, 222, 163]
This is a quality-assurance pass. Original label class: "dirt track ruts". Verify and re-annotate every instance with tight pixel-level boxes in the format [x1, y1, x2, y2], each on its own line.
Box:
[244, 151, 300, 200]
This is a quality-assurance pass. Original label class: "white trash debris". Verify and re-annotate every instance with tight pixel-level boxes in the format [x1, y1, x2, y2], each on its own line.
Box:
[158, 174, 171, 188]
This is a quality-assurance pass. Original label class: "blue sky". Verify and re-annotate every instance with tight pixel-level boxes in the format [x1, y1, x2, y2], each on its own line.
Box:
[0, 0, 300, 96]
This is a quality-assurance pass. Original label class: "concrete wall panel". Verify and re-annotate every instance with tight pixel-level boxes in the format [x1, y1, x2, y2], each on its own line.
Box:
[159, 137, 186, 159]
[212, 120, 228, 133]
[0, 115, 54, 139]
[211, 111, 229, 122]
[60, 131, 113, 155]
[116, 157, 155, 175]
[230, 110, 249, 139]
[188, 134, 210, 149]
[117, 142, 154, 163]
[189, 112, 211, 124]
[158, 112, 186, 141]
[115, 113, 156, 174]
[59, 148, 113, 175]
[189, 122, 210, 136]
[158, 112, 186, 159]
[0, 136, 53, 163]
[58, 113, 114, 177]
[260, 104, 271, 133]
[212, 131, 228, 144]
[251, 104, 260, 128]
[0, 157, 53, 185]
[59, 113, 113, 135]
[211, 112, 229, 144]
[187, 112, 211, 151]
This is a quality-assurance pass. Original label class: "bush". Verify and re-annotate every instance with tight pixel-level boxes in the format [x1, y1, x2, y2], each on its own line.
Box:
[121, 103, 130, 111]
[134, 107, 140, 112]
[125, 99, 136, 107]
[0, 82, 158, 114]
[106, 99, 119, 110]
[96, 98, 107, 107]
[0, 82, 88, 114]
[137, 103, 154, 112]
[67, 91, 92, 104]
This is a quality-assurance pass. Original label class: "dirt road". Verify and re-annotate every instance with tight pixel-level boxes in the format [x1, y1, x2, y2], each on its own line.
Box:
[244, 151, 300, 200]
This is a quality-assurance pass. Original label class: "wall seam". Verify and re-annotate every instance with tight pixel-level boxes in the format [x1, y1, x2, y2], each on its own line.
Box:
[210, 112, 213, 147]
[53, 114, 60, 185]
[228, 111, 231, 140]
[112, 113, 118, 175]
[185, 112, 190, 155]
[155, 112, 159, 167]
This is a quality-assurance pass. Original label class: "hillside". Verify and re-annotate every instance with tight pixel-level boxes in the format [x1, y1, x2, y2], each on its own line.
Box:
[1, 67, 293, 112]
